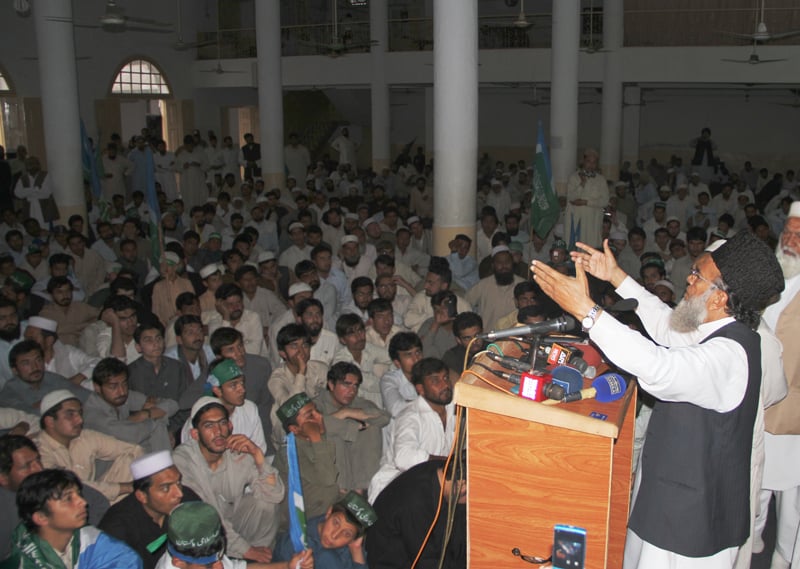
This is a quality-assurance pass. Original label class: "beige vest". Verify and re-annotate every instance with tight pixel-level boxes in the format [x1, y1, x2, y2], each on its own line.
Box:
[765, 290, 800, 434]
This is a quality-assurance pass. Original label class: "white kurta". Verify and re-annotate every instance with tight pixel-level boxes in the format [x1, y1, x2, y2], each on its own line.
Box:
[176, 148, 209, 211]
[153, 150, 179, 201]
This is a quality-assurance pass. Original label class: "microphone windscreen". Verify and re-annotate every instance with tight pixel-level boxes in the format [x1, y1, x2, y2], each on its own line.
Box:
[591, 373, 627, 403]
[550, 365, 584, 394]
[561, 315, 578, 332]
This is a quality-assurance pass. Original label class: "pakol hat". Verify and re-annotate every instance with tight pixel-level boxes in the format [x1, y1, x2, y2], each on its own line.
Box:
[710, 230, 784, 311]
[337, 491, 378, 530]
[167, 502, 224, 565]
[276, 392, 312, 427]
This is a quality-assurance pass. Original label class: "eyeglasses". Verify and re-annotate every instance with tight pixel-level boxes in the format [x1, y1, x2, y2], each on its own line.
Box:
[688, 267, 719, 290]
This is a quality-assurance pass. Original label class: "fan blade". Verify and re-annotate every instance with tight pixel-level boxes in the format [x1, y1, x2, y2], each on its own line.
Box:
[124, 25, 174, 34]
[126, 16, 173, 27]
[765, 30, 800, 40]
[721, 58, 753, 63]
[756, 58, 788, 63]
[173, 39, 217, 50]
[716, 30, 758, 40]
[73, 23, 103, 29]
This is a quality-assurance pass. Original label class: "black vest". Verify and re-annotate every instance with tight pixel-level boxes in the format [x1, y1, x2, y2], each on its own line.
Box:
[628, 321, 761, 557]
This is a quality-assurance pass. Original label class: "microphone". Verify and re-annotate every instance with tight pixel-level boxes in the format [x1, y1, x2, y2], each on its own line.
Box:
[542, 373, 627, 405]
[478, 315, 577, 341]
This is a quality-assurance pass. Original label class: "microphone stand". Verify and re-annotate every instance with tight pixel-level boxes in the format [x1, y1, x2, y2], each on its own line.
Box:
[529, 333, 545, 372]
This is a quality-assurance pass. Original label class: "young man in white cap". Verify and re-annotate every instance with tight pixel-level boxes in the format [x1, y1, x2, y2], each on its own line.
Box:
[198, 262, 224, 313]
[278, 222, 311, 272]
[179, 358, 267, 453]
[36, 389, 143, 503]
[338, 235, 372, 282]
[23, 315, 99, 388]
[99, 449, 202, 569]
[267, 282, 314, 368]
[172, 398, 284, 563]
[151, 251, 194, 327]
[84, 357, 176, 454]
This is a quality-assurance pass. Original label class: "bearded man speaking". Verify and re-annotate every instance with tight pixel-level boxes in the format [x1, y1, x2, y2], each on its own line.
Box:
[532, 229, 784, 569]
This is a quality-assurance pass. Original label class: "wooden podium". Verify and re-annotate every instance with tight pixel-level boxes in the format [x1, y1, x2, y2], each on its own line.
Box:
[454, 352, 636, 569]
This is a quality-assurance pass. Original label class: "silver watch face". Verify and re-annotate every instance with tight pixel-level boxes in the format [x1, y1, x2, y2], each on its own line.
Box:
[582, 316, 594, 329]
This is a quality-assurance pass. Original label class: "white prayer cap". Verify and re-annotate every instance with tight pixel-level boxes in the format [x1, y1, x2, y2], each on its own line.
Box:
[27, 316, 57, 333]
[255, 195, 269, 204]
[163, 237, 179, 246]
[257, 251, 276, 264]
[406, 216, 421, 226]
[676, 182, 688, 190]
[288, 222, 305, 233]
[287, 175, 297, 181]
[163, 252, 180, 266]
[653, 279, 675, 293]
[361, 217, 378, 229]
[690, 171, 700, 177]
[789, 201, 800, 218]
[190, 396, 223, 422]
[665, 216, 680, 224]
[131, 450, 174, 481]
[491, 179, 502, 187]
[344, 213, 359, 221]
[111, 216, 125, 224]
[609, 229, 627, 241]
[40, 390, 79, 416]
[341, 235, 358, 246]
[491, 245, 510, 257]
[659, 185, 672, 193]
[705, 239, 727, 253]
[288, 282, 312, 297]
[200, 263, 222, 279]
[206, 197, 218, 204]
[161, 211, 175, 220]
[614, 180, 628, 188]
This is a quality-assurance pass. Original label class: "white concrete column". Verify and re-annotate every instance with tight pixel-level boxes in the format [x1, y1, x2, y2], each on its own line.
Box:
[549, 0, 581, 196]
[255, 0, 284, 189]
[432, 0, 477, 255]
[33, 0, 85, 224]
[370, 0, 391, 172]
[622, 86, 642, 166]
[599, 0, 624, 180]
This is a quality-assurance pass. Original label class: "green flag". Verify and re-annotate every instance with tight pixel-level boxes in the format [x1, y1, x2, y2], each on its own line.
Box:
[530, 121, 559, 239]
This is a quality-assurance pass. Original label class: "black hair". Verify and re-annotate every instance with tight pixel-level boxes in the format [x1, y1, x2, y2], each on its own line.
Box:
[175, 292, 198, 311]
[134, 320, 165, 344]
[453, 311, 483, 337]
[427, 257, 452, 285]
[222, 249, 245, 265]
[105, 294, 138, 314]
[294, 260, 317, 279]
[175, 314, 203, 337]
[336, 313, 365, 338]
[517, 304, 550, 323]
[234, 265, 258, 281]
[4, 230, 22, 244]
[215, 283, 243, 301]
[411, 357, 448, 386]
[110, 277, 137, 296]
[311, 243, 333, 260]
[350, 276, 374, 295]
[209, 327, 244, 355]
[46, 275, 73, 295]
[9, 340, 43, 370]
[0, 435, 38, 476]
[327, 361, 362, 386]
[367, 298, 393, 319]
[686, 227, 708, 243]
[628, 226, 646, 240]
[388, 332, 422, 362]
[92, 357, 128, 386]
[295, 297, 323, 318]
[277, 323, 310, 352]
[48, 253, 72, 268]
[17, 469, 83, 531]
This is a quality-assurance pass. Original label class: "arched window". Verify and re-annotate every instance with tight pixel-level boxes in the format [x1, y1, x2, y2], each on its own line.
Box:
[111, 58, 171, 96]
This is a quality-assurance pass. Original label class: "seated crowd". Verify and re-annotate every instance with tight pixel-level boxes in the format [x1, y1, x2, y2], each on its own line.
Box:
[0, 130, 794, 568]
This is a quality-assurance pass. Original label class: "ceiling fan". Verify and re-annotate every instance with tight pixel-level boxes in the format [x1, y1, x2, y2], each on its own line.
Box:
[722, 42, 787, 65]
[718, 0, 800, 43]
[482, 0, 532, 29]
[199, 34, 246, 75]
[47, 0, 173, 34]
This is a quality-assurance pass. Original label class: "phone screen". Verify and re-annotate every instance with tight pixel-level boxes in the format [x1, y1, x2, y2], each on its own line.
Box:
[552, 525, 586, 569]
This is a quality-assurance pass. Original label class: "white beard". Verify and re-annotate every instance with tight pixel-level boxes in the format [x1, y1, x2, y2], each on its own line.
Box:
[669, 288, 713, 333]
[776, 245, 800, 279]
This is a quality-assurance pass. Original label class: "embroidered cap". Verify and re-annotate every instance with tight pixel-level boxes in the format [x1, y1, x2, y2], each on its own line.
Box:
[337, 491, 378, 530]
[276, 392, 312, 427]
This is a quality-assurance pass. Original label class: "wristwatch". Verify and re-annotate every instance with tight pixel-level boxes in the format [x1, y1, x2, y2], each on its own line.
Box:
[581, 304, 602, 331]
